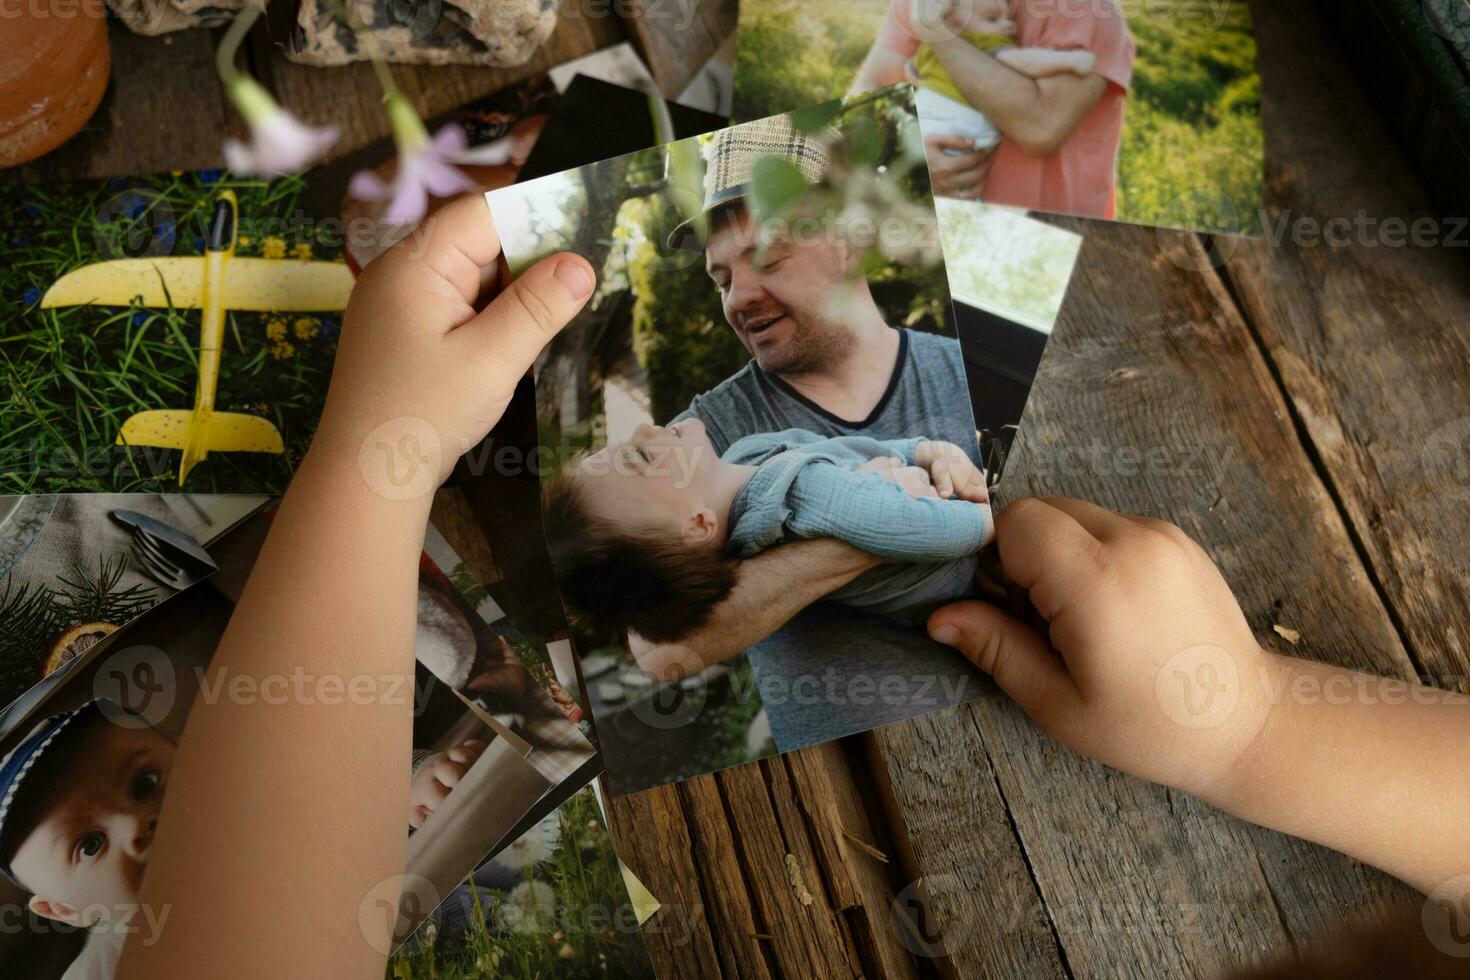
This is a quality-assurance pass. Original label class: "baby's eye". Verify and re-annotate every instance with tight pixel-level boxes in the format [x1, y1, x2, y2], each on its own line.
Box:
[77, 832, 106, 860]
[131, 769, 161, 801]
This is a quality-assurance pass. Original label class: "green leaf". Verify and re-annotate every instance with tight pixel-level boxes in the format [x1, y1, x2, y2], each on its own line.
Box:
[789, 99, 842, 134]
[747, 156, 808, 222]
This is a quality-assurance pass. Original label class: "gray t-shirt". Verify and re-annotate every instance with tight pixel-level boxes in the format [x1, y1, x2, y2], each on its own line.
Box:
[673, 328, 987, 752]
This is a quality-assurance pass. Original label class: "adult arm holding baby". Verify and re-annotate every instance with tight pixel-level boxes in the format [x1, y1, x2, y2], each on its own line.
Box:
[929, 497, 1470, 897]
[626, 442, 986, 681]
[116, 196, 595, 980]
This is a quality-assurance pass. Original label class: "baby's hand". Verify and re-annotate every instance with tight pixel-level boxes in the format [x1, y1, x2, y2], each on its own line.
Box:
[408, 739, 488, 829]
[927, 498, 1279, 803]
[318, 195, 594, 492]
[855, 456, 939, 498]
[915, 440, 988, 502]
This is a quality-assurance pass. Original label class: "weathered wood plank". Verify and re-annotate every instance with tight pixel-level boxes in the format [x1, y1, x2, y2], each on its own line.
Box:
[897, 214, 1422, 979]
[7, 24, 230, 183]
[622, 0, 737, 99]
[597, 784, 726, 979]
[1221, 1, 1470, 682]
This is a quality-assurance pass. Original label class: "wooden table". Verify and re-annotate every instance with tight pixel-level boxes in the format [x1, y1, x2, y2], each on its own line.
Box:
[12, 1, 1469, 977]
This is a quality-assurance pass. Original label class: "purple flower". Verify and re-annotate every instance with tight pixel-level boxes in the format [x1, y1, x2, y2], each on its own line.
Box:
[346, 123, 487, 227]
[222, 77, 338, 178]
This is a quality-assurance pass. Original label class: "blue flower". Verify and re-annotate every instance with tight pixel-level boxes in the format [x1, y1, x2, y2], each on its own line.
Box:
[22, 203, 40, 219]
[317, 317, 337, 341]
[198, 169, 223, 184]
[193, 236, 205, 251]
[12, 233, 29, 247]
[23, 285, 41, 306]
[131, 312, 148, 327]
[121, 194, 147, 219]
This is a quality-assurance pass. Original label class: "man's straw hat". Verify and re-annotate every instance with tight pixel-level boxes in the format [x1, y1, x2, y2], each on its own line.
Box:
[667, 111, 838, 252]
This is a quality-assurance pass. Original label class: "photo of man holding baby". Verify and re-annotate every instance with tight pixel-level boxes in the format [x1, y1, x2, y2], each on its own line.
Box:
[495, 88, 1055, 793]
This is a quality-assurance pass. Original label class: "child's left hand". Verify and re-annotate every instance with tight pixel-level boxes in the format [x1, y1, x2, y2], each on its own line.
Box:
[408, 739, 488, 829]
[916, 439, 989, 502]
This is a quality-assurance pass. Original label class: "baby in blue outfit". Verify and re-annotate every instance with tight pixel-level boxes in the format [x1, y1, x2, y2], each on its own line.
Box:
[543, 418, 993, 644]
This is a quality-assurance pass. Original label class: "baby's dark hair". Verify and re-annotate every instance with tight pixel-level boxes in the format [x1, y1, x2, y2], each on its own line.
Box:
[542, 462, 738, 644]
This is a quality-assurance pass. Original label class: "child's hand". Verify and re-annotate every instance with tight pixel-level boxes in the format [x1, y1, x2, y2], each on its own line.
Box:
[927, 498, 1279, 803]
[408, 739, 488, 829]
[318, 194, 595, 493]
[915, 440, 988, 502]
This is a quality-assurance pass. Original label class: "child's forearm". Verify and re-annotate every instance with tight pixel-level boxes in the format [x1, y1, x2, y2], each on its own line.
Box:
[993, 47, 1097, 79]
[121, 444, 430, 979]
[1207, 653, 1470, 894]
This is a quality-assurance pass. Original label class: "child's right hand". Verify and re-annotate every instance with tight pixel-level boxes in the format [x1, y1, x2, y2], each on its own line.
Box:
[317, 194, 595, 493]
[927, 497, 1281, 804]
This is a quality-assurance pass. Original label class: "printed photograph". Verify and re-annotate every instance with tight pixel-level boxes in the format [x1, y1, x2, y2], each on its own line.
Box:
[388, 785, 658, 980]
[733, 0, 1265, 234]
[0, 493, 268, 719]
[0, 501, 608, 979]
[2, 171, 352, 494]
[488, 86, 1074, 795]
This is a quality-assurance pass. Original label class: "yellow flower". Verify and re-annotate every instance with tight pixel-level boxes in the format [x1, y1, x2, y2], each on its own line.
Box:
[292, 317, 319, 341]
[262, 236, 287, 259]
[290, 242, 313, 261]
[238, 235, 252, 246]
[270, 339, 296, 360]
[265, 318, 287, 341]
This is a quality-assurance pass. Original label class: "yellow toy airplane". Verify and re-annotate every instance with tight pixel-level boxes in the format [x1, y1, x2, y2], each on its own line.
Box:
[41, 190, 355, 484]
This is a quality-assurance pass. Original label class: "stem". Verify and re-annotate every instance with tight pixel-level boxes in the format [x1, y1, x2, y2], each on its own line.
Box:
[215, 2, 264, 85]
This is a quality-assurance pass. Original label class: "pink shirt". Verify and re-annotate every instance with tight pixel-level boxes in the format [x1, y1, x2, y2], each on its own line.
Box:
[877, 0, 1135, 218]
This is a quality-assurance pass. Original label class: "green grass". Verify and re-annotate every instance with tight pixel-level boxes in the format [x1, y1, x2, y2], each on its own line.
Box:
[733, 0, 1263, 234]
[0, 170, 342, 493]
[386, 788, 656, 979]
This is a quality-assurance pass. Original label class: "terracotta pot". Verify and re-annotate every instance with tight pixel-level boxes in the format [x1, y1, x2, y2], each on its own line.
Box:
[0, 0, 112, 168]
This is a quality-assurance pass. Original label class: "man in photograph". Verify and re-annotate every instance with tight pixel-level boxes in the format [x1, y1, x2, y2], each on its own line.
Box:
[852, 0, 1135, 217]
[625, 116, 988, 752]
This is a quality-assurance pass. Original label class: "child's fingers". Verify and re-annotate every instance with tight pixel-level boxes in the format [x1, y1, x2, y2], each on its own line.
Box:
[995, 498, 1108, 621]
[927, 600, 1081, 728]
[454, 250, 594, 395]
[1036, 496, 1135, 542]
[384, 193, 505, 310]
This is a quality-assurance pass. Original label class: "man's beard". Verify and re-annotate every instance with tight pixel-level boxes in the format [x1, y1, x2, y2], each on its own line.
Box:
[753, 315, 853, 377]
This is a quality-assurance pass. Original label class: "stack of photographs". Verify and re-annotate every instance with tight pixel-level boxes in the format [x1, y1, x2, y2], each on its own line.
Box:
[3, 2, 1268, 973]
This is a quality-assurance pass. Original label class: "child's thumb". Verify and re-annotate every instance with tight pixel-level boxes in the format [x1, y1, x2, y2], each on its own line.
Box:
[463, 252, 594, 385]
[928, 601, 1079, 723]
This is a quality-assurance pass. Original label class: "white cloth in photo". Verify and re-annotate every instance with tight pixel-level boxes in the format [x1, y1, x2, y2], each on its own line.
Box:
[915, 86, 1002, 152]
[61, 926, 125, 980]
[414, 583, 478, 690]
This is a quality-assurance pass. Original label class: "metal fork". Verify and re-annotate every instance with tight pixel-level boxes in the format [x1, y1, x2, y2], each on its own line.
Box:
[128, 527, 202, 590]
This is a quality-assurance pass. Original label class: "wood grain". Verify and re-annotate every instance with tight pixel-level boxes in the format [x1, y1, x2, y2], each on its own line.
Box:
[621, 0, 738, 99]
[1219, 0, 1470, 684]
[6, 24, 230, 183]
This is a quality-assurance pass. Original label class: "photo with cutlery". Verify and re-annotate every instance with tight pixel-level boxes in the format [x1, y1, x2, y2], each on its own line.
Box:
[732, 0, 1264, 236]
[0, 496, 661, 978]
[489, 85, 1080, 795]
[0, 494, 268, 717]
